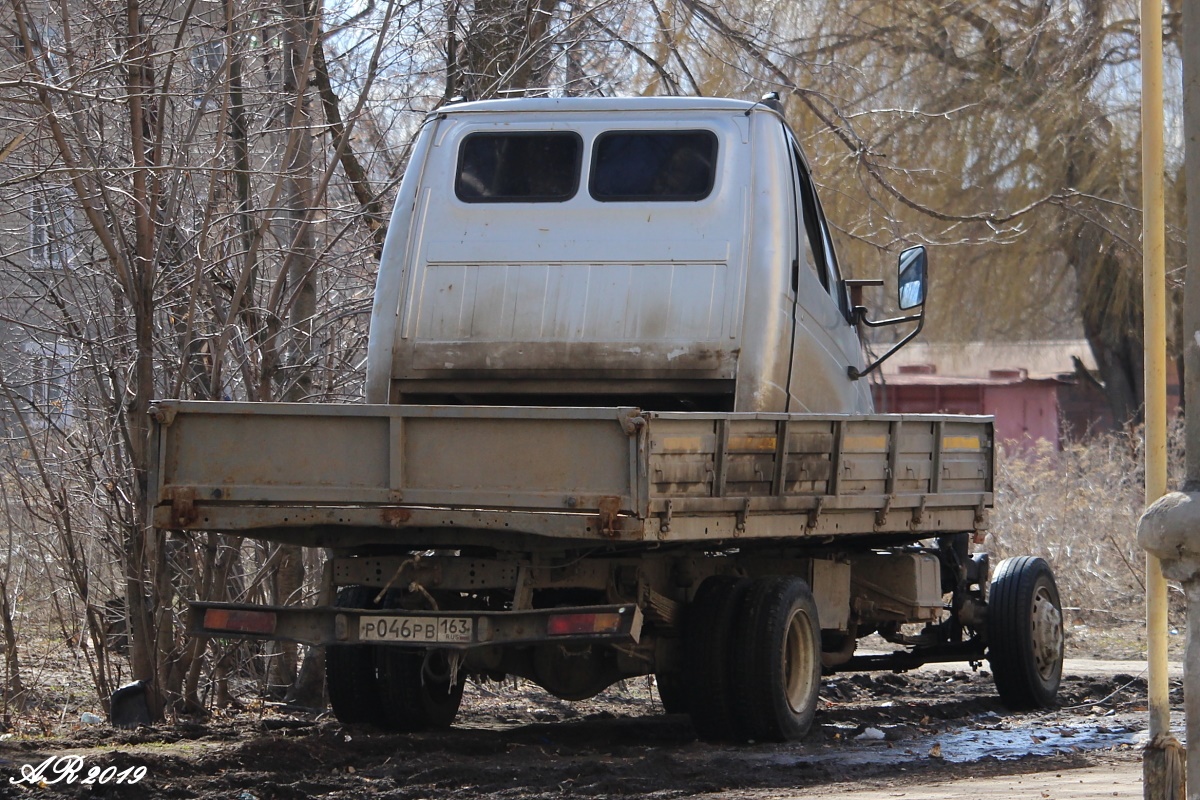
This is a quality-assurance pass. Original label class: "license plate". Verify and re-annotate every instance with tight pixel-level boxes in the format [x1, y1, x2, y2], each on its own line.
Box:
[358, 615, 473, 644]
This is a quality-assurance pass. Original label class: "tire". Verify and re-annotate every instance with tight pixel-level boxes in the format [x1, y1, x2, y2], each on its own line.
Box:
[326, 586, 380, 725]
[375, 648, 465, 731]
[370, 587, 467, 732]
[730, 577, 822, 742]
[683, 576, 751, 741]
[987, 556, 1064, 710]
[654, 670, 689, 714]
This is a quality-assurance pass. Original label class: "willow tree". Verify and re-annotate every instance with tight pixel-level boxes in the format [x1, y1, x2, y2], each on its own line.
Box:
[828, 0, 1148, 423]
[641, 0, 1165, 425]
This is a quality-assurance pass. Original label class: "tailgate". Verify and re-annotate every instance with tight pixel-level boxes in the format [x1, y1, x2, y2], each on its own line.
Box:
[149, 401, 648, 528]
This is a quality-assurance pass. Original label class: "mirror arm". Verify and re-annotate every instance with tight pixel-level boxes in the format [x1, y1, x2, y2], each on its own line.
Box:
[848, 309, 926, 381]
[851, 306, 925, 328]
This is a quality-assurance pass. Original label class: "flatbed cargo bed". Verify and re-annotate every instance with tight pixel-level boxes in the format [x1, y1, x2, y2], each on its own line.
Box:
[149, 400, 992, 549]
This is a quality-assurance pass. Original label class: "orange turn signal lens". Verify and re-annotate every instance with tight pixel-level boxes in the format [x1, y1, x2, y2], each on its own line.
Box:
[203, 608, 277, 635]
[546, 612, 622, 636]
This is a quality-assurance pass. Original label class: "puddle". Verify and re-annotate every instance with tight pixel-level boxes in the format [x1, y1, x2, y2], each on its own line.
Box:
[757, 713, 1148, 769]
[928, 721, 1141, 763]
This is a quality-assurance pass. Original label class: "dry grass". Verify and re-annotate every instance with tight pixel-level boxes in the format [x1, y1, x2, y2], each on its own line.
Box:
[987, 424, 1186, 657]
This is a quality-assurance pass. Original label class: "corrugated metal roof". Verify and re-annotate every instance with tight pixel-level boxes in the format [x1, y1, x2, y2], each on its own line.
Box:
[877, 373, 1069, 387]
[880, 340, 1095, 381]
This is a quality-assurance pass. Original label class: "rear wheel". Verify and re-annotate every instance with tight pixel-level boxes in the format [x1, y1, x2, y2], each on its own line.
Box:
[654, 670, 689, 714]
[326, 586, 380, 725]
[987, 556, 1064, 709]
[683, 576, 750, 740]
[376, 648, 465, 731]
[730, 577, 822, 742]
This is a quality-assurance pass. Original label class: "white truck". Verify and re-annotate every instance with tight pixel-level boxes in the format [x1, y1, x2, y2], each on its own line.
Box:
[150, 95, 1064, 742]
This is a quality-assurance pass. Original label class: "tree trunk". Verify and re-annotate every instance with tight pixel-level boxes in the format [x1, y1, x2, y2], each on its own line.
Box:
[0, 579, 26, 714]
[124, 0, 171, 720]
[1070, 222, 1144, 427]
[460, 0, 557, 98]
[269, 0, 318, 699]
[268, 545, 305, 693]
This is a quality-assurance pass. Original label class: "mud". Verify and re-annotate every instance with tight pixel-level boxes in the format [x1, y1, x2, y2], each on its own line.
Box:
[0, 668, 1168, 799]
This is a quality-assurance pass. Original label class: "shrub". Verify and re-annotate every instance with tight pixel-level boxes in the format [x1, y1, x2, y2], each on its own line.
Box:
[986, 421, 1184, 623]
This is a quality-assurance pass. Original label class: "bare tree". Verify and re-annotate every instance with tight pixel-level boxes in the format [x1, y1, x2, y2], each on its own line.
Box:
[0, 476, 28, 717]
[0, 0, 387, 716]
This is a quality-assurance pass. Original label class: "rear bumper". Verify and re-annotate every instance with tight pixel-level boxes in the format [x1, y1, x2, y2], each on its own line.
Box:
[189, 601, 643, 650]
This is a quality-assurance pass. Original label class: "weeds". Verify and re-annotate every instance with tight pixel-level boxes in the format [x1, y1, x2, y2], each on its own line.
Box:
[987, 421, 1184, 624]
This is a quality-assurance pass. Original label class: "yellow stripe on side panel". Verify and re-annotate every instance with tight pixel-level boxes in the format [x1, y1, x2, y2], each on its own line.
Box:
[942, 436, 981, 451]
[727, 436, 777, 452]
[843, 435, 887, 451]
[657, 436, 705, 452]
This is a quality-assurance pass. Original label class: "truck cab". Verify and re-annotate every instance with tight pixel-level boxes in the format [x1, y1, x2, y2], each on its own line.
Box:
[365, 97, 874, 413]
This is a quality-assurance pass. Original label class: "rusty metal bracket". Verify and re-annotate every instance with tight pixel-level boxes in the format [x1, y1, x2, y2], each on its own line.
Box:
[875, 495, 893, 529]
[598, 496, 621, 538]
[148, 404, 177, 426]
[806, 496, 826, 531]
[162, 486, 197, 528]
[972, 500, 990, 543]
[621, 410, 647, 437]
[658, 499, 673, 535]
[735, 497, 751, 534]
[910, 495, 928, 527]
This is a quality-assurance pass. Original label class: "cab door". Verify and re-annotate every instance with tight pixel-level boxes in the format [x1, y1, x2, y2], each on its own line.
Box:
[784, 131, 873, 413]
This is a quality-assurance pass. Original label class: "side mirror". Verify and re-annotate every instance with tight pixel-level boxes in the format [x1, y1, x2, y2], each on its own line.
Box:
[897, 246, 927, 310]
[847, 245, 929, 381]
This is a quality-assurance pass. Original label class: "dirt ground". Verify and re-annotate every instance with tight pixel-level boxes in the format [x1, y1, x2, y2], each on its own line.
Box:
[0, 610, 1179, 799]
[0, 647, 1171, 800]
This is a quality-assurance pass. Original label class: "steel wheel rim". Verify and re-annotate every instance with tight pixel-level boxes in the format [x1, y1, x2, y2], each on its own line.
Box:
[783, 608, 817, 713]
[1030, 583, 1064, 681]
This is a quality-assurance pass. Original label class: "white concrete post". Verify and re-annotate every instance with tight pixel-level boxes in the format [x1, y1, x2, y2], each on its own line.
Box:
[1140, 496, 1198, 797]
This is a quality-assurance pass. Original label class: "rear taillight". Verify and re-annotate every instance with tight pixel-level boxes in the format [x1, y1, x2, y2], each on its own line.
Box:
[203, 608, 277, 635]
[546, 612, 622, 636]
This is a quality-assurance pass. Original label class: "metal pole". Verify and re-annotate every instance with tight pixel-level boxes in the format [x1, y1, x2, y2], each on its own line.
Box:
[1142, 0, 1168, 729]
[1142, 0, 1183, 795]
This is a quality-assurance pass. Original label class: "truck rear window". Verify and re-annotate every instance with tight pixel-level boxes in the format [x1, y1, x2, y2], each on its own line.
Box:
[590, 131, 717, 201]
[456, 132, 581, 202]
